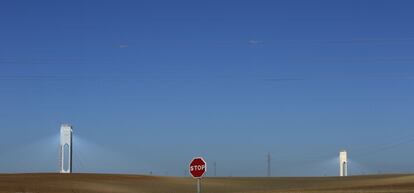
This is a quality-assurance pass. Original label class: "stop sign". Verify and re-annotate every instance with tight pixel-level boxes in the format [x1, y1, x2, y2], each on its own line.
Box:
[189, 157, 207, 178]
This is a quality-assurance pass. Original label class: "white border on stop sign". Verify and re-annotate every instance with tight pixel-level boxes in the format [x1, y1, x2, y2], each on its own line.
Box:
[189, 157, 207, 178]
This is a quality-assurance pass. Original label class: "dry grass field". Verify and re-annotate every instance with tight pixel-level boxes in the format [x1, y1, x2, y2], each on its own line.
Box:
[0, 173, 414, 193]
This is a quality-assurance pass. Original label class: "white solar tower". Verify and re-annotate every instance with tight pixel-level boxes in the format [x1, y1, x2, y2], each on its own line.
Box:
[60, 124, 73, 173]
[339, 150, 348, 177]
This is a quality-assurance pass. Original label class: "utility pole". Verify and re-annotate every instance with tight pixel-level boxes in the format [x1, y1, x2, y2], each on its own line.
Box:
[267, 153, 271, 177]
[214, 162, 217, 177]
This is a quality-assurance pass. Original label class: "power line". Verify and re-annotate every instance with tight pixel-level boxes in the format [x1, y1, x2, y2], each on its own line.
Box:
[353, 135, 414, 158]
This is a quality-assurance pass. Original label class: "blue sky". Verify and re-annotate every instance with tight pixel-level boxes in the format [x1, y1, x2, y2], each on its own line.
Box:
[1, 0, 414, 176]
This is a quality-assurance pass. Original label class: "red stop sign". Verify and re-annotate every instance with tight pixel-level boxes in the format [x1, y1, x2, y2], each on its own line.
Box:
[189, 157, 207, 178]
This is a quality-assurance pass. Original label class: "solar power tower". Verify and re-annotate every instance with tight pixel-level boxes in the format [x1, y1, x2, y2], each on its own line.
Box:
[60, 124, 73, 173]
[339, 150, 348, 177]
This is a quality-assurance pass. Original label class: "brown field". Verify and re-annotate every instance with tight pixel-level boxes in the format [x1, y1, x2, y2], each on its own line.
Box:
[1, 173, 414, 193]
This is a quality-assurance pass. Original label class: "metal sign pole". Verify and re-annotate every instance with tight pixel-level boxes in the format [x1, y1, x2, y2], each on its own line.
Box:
[197, 178, 201, 193]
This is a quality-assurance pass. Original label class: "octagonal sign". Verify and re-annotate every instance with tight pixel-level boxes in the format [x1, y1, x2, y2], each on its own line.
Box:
[189, 157, 207, 178]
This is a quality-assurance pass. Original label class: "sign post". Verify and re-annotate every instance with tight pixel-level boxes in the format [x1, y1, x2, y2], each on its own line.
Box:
[197, 178, 201, 193]
[189, 157, 207, 193]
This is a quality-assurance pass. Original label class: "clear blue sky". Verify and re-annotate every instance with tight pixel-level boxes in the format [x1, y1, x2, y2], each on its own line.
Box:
[1, 0, 414, 176]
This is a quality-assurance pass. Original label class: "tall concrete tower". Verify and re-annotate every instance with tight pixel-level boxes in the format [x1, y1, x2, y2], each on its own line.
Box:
[339, 150, 348, 177]
[60, 124, 73, 173]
